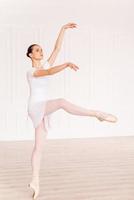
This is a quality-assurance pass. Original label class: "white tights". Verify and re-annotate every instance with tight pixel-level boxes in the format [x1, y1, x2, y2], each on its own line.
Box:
[31, 98, 99, 181]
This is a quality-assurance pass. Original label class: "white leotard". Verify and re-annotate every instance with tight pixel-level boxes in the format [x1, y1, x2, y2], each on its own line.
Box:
[26, 60, 52, 131]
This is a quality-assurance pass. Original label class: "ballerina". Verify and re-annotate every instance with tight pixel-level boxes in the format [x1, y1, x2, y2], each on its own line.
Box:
[26, 22, 117, 199]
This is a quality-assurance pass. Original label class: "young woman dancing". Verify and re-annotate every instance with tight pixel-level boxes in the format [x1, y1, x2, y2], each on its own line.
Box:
[26, 22, 117, 199]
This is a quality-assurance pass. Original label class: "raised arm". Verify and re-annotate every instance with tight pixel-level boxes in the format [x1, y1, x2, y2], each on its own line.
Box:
[47, 22, 77, 66]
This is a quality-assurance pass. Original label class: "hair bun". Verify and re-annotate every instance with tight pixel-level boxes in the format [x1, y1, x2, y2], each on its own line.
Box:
[26, 52, 29, 57]
[26, 44, 38, 58]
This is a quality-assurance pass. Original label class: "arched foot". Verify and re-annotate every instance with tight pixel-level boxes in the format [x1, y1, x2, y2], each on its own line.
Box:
[28, 182, 40, 199]
[96, 112, 118, 123]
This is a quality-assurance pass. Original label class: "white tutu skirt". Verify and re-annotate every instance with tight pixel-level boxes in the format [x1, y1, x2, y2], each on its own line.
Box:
[27, 100, 52, 132]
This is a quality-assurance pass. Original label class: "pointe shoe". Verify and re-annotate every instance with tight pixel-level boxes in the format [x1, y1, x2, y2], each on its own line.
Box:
[28, 183, 39, 199]
[96, 112, 118, 123]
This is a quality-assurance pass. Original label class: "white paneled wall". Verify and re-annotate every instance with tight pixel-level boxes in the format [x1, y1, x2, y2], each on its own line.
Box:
[0, 25, 134, 140]
[90, 31, 134, 136]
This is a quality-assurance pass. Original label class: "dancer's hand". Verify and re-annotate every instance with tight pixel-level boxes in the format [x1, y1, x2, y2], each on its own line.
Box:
[62, 22, 77, 30]
[66, 62, 79, 71]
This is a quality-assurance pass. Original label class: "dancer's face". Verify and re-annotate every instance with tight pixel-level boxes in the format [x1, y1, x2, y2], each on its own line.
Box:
[30, 45, 44, 60]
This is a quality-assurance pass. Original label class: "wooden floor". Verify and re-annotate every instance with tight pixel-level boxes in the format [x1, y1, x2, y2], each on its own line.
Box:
[0, 136, 134, 200]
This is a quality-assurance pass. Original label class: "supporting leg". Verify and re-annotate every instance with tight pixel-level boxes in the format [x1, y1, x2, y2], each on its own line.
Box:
[28, 119, 48, 199]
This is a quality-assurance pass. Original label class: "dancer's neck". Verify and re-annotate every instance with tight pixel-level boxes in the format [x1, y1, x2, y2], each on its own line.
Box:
[32, 60, 42, 68]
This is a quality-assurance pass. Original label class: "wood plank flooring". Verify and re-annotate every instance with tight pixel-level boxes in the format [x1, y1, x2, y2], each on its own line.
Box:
[0, 136, 134, 199]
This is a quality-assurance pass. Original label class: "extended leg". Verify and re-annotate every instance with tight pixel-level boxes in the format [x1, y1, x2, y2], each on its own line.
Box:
[45, 98, 117, 122]
[45, 98, 97, 116]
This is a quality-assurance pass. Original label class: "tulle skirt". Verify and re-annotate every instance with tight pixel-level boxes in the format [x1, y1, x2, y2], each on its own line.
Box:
[27, 100, 52, 132]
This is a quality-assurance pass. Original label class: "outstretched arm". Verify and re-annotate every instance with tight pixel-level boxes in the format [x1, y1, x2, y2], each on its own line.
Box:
[49, 62, 79, 75]
[33, 62, 79, 77]
[47, 22, 77, 66]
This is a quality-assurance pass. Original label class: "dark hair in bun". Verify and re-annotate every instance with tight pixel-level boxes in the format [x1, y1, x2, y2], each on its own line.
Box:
[26, 44, 38, 58]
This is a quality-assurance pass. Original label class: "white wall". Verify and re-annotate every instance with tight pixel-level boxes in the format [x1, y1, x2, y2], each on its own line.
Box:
[0, 0, 134, 140]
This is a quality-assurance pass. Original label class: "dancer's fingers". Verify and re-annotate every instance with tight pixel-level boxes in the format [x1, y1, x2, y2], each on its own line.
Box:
[66, 23, 77, 28]
[75, 66, 79, 69]
[68, 22, 77, 26]
[70, 24, 77, 28]
[73, 64, 79, 69]
[72, 65, 79, 71]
